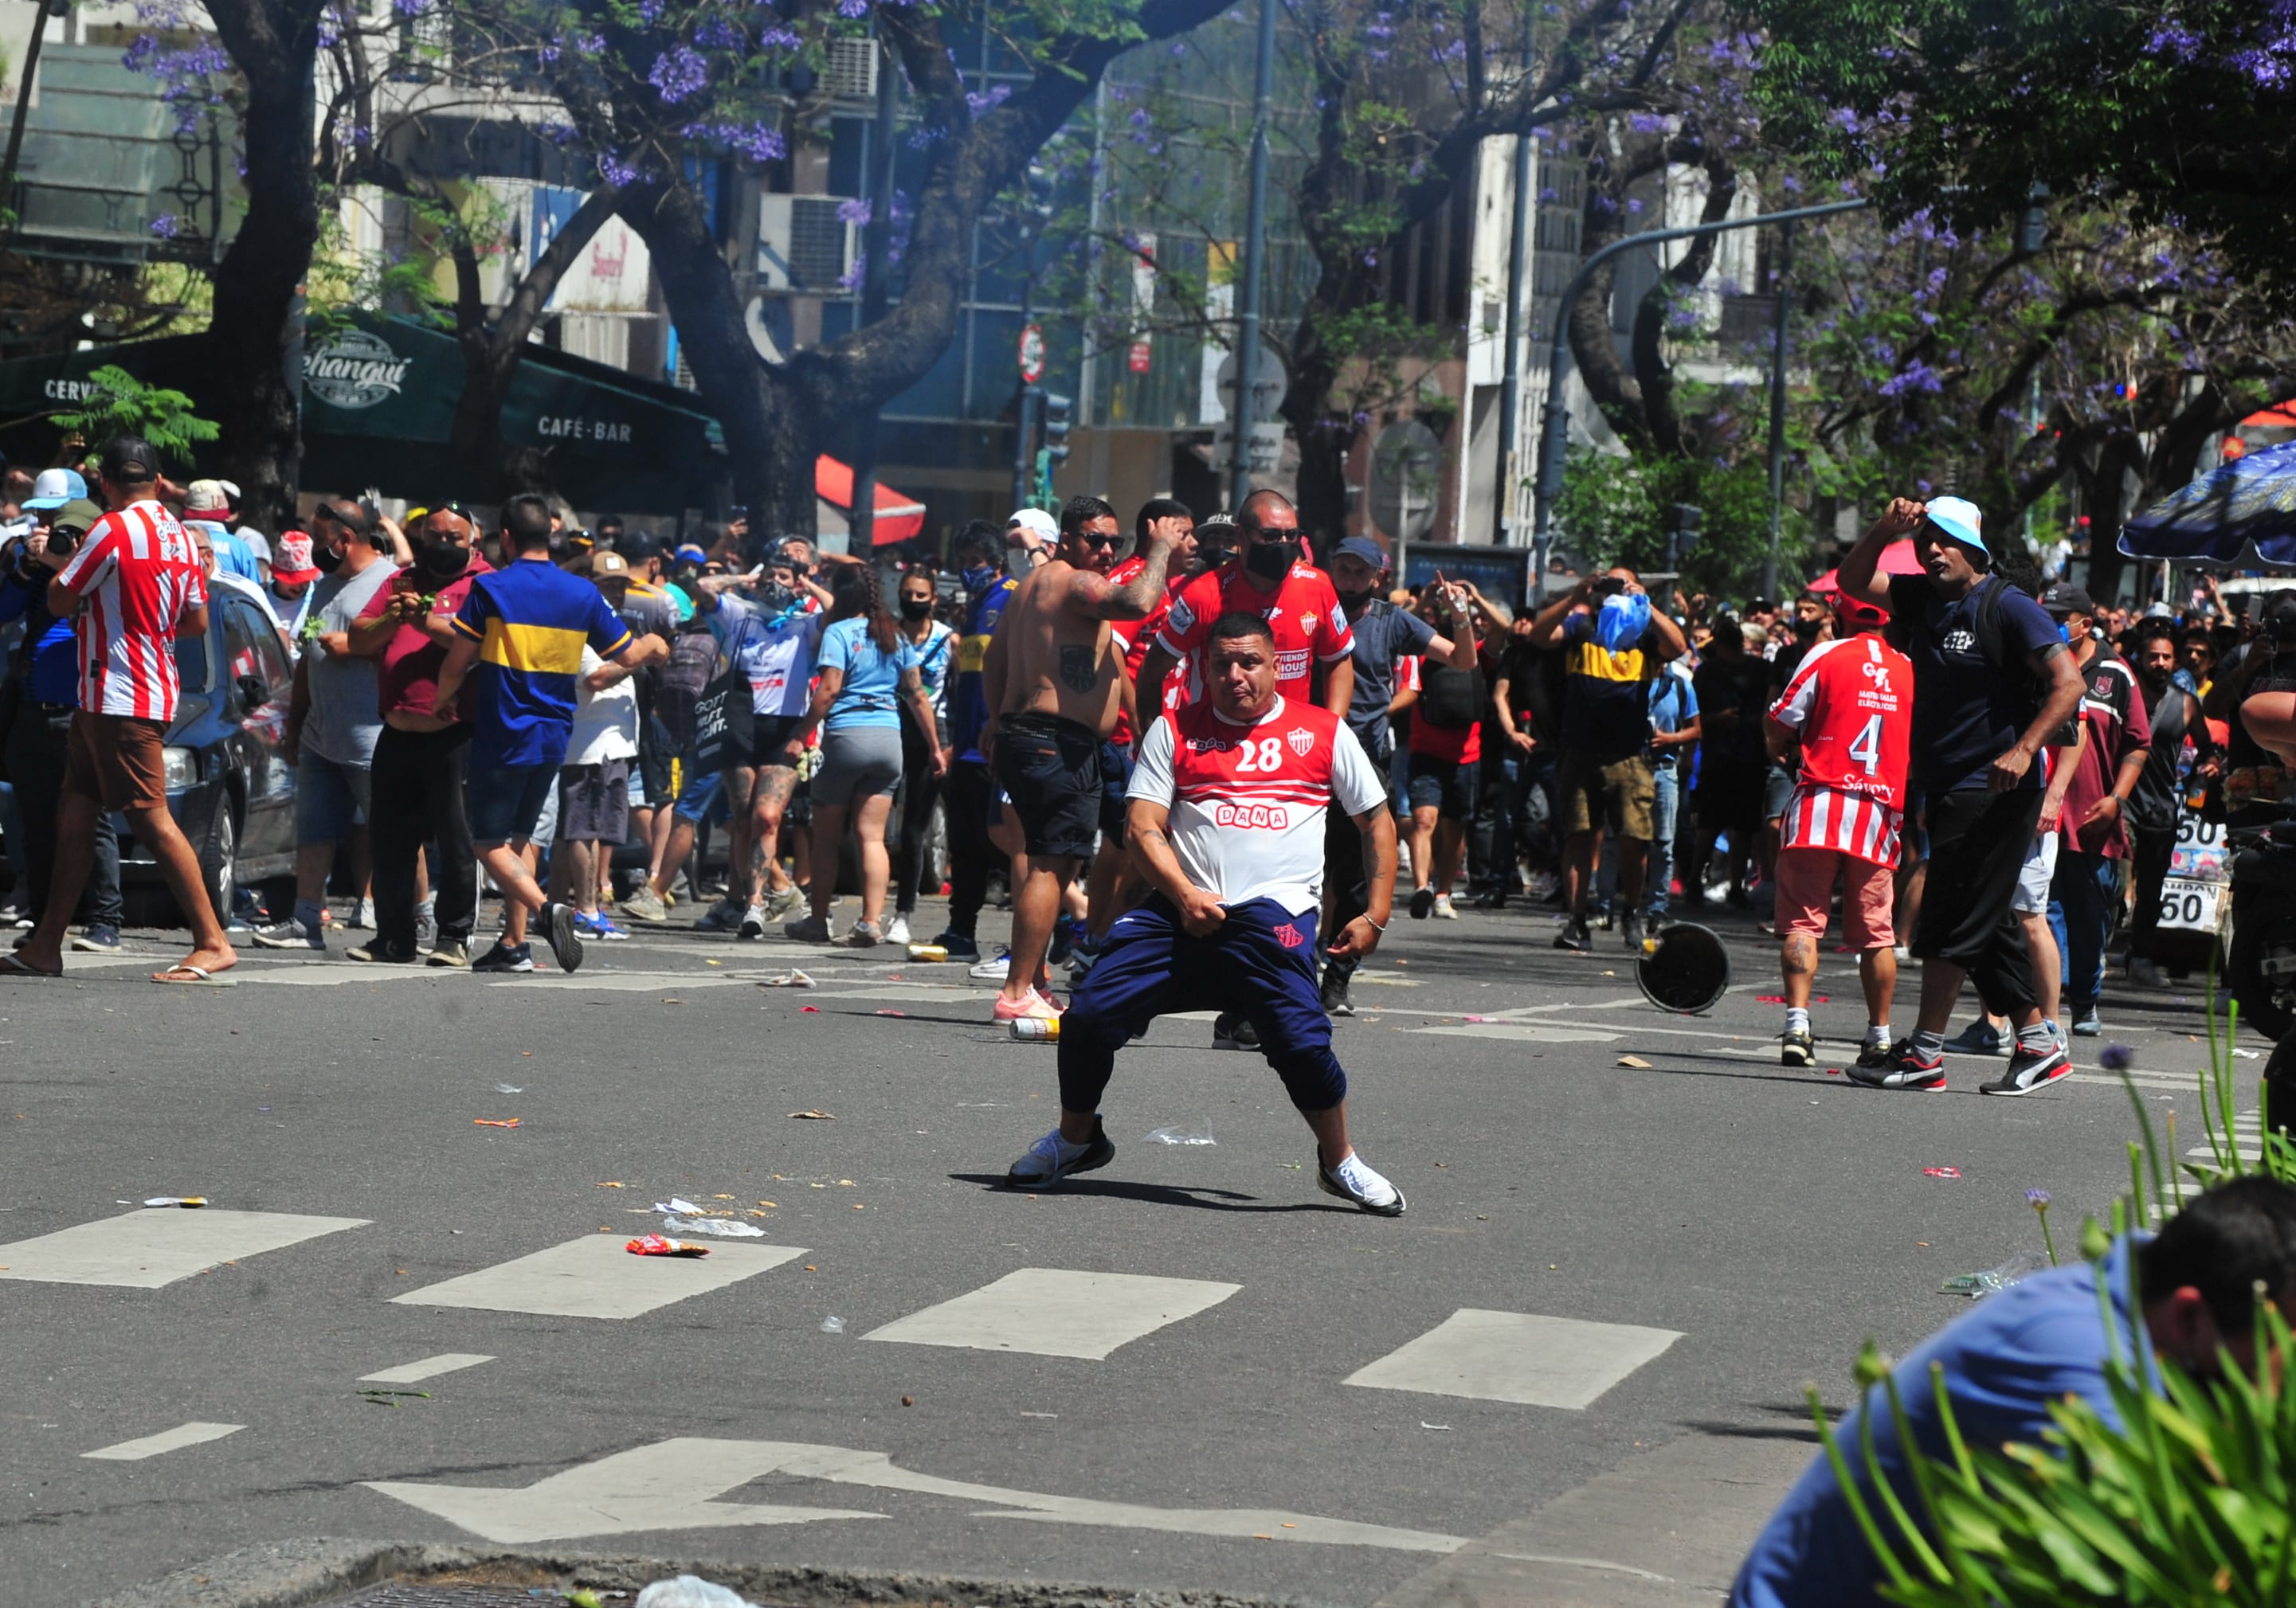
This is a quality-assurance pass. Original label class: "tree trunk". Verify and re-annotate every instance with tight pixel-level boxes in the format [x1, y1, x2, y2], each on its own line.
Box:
[203, 2, 320, 530]
[1628, 154, 1735, 457]
[445, 187, 617, 497]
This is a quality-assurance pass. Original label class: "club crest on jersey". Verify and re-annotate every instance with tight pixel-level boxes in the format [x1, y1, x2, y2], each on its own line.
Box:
[1299, 612, 1318, 634]
[1273, 921, 1305, 949]
[1286, 726, 1315, 756]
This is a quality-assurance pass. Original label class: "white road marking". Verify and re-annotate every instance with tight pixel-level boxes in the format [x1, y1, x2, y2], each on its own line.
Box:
[359, 1352, 496, 1384]
[83, 1422, 244, 1461]
[366, 1437, 1467, 1551]
[1412, 1024, 1624, 1045]
[390, 1235, 806, 1320]
[865, 1267, 1240, 1360]
[0, 1209, 369, 1289]
[1346, 1310, 1683, 1410]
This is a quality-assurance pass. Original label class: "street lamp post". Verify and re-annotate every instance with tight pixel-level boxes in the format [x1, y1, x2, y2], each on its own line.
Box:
[1228, 0, 1276, 509]
[1528, 197, 1869, 597]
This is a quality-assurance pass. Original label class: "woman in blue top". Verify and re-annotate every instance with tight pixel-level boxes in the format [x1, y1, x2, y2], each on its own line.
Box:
[785, 565, 945, 945]
[887, 566, 958, 946]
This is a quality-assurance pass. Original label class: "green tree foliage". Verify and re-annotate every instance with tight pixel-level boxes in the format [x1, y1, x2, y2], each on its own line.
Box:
[1746, 0, 2296, 305]
[1556, 447, 1801, 601]
[51, 366, 222, 464]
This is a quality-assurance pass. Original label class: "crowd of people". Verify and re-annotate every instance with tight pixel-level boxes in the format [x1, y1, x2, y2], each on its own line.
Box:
[3, 444, 2293, 1068]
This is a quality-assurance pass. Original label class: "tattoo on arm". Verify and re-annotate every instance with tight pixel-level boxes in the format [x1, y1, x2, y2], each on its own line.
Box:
[1057, 644, 1102, 694]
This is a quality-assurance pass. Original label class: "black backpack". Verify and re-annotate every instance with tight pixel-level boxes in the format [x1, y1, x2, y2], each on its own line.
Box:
[1900, 575, 2078, 749]
[1417, 659, 1484, 730]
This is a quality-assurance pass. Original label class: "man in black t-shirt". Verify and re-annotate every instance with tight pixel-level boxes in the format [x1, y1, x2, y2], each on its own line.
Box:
[1836, 496, 2083, 1096]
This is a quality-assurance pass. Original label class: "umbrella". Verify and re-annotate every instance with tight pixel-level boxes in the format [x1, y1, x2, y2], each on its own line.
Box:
[2119, 440, 2296, 566]
[1808, 539, 1929, 593]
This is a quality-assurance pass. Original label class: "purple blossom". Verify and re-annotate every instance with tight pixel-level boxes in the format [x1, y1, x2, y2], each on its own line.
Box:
[2024, 1188, 2051, 1207]
[966, 84, 1013, 116]
[574, 31, 605, 53]
[598, 151, 642, 188]
[755, 25, 800, 49]
[685, 119, 786, 162]
[837, 198, 872, 226]
[1879, 361, 1943, 399]
[150, 213, 182, 239]
[695, 15, 742, 49]
[648, 45, 708, 103]
[837, 0, 869, 16]
[2098, 1043, 2134, 1070]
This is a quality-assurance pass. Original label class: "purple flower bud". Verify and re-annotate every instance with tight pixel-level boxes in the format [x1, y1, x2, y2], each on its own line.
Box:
[2098, 1043, 2134, 1071]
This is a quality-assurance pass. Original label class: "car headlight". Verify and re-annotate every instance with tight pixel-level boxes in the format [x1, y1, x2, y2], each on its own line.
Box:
[162, 746, 198, 791]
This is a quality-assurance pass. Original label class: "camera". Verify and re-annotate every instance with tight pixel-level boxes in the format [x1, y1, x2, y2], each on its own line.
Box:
[45, 520, 87, 561]
[1593, 575, 1628, 598]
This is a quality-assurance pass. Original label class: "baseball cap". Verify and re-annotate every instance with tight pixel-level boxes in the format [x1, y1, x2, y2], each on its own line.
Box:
[1836, 594, 1890, 630]
[50, 497, 104, 538]
[1921, 495, 1988, 560]
[1334, 536, 1389, 569]
[185, 479, 233, 516]
[584, 549, 630, 577]
[673, 543, 709, 567]
[1007, 507, 1058, 545]
[237, 528, 272, 566]
[24, 468, 86, 511]
[99, 435, 158, 483]
[2040, 581, 2094, 616]
[272, 530, 321, 585]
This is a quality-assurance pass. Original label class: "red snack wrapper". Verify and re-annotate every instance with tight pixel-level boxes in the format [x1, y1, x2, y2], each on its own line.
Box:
[626, 1234, 710, 1257]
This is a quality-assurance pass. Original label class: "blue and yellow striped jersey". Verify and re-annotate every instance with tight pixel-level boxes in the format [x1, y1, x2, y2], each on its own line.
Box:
[453, 557, 634, 765]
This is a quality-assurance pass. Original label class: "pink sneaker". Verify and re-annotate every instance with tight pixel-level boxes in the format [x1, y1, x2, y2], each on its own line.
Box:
[993, 988, 1060, 1023]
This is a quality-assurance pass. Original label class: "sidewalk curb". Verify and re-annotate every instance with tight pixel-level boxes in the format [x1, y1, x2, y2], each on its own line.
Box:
[80, 1539, 1328, 1608]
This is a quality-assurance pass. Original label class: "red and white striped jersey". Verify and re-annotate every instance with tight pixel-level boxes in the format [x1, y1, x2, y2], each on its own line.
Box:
[1128, 694, 1387, 914]
[1767, 632, 1913, 867]
[53, 499, 206, 722]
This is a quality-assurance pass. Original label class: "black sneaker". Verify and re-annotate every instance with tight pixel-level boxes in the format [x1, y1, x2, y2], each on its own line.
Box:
[1409, 886, 1436, 920]
[472, 941, 535, 973]
[1855, 1038, 1892, 1070]
[1007, 1117, 1115, 1187]
[1321, 969, 1355, 1018]
[1212, 1011, 1260, 1050]
[347, 940, 420, 964]
[1780, 1028, 1815, 1067]
[539, 902, 585, 975]
[931, 929, 981, 964]
[1621, 913, 1645, 951]
[1848, 1040, 1946, 1090]
[1554, 919, 1590, 953]
[1981, 1039, 2071, 1096]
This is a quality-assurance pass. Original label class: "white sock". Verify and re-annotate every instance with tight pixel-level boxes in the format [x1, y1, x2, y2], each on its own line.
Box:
[1864, 1023, 1890, 1046]
[1785, 1007, 1811, 1035]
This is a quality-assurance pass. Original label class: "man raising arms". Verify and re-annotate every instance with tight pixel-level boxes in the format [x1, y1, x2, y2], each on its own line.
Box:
[981, 495, 1177, 1022]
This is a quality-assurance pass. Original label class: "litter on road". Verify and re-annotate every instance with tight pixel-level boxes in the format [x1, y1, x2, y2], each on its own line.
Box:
[626, 1234, 709, 1258]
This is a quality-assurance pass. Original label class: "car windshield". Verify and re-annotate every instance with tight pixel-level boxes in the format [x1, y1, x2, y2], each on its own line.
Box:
[174, 632, 210, 693]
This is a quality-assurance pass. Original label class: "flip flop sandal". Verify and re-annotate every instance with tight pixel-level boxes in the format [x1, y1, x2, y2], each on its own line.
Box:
[152, 964, 237, 987]
[0, 952, 60, 979]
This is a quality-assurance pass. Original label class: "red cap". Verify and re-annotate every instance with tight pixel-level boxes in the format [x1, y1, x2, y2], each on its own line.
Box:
[1836, 595, 1889, 630]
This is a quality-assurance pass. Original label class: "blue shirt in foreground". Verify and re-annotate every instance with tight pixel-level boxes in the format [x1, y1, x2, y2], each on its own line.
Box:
[453, 558, 633, 766]
[818, 616, 923, 733]
[1730, 1240, 2146, 1608]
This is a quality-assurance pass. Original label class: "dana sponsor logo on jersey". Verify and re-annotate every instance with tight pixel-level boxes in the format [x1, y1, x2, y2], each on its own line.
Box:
[1213, 801, 1293, 829]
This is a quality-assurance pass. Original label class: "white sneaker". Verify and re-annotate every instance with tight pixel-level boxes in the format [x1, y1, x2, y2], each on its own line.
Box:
[348, 898, 374, 929]
[884, 914, 912, 946]
[762, 884, 804, 921]
[1006, 1119, 1113, 1187]
[969, 947, 1013, 981]
[1432, 894, 1459, 920]
[738, 903, 767, 940]
[1316, 1151, 1405, 1216]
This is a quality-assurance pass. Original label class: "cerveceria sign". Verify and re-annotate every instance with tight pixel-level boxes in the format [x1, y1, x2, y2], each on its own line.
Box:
[304, 330, 413, 409]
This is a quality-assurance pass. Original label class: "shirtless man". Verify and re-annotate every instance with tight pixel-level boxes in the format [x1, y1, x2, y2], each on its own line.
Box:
[981, 495, 1177, 1022]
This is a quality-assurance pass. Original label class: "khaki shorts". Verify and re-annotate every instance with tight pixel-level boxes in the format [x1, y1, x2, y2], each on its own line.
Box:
[64, 712, 168, 812]
[1557, 752, 1655, 841]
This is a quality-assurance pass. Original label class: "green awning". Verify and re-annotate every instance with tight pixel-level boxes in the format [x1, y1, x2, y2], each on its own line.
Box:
[0, 312, 725, 514]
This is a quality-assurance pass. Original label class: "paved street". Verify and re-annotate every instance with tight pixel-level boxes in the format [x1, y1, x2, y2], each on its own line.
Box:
[0, 896, 2237, 1606]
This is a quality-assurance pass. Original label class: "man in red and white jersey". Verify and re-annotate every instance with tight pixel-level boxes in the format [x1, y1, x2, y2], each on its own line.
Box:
[1136, 490, 1354, 719]
[1763, 592, 1912, 1069]
[5, 436, 236, 984]
[1005, 611, 1407, 1215]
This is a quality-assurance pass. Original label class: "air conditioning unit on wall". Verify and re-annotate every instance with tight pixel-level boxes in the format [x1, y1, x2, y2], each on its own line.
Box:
[756, 194, 856, 293]
[825, 37, 879, 100]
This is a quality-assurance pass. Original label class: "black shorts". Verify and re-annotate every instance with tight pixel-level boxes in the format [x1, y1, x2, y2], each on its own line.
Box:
[748, 714, 807, 771]
[994, 711, 1104, 859]
[637, 714, 675, 804]
[1099, 739, 1134, 843]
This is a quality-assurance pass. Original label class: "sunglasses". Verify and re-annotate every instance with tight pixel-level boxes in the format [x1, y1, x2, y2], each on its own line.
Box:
[1073, 531, 1122, 549]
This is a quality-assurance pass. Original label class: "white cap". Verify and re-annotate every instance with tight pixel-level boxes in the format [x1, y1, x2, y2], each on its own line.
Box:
[1006, 507, 1058, 545]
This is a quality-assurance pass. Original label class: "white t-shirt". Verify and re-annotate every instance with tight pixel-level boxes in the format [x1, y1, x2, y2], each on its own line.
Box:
[718, 593, 823, 718]
[566, 645, 640, 764]
[1127, 694, 1385, 915]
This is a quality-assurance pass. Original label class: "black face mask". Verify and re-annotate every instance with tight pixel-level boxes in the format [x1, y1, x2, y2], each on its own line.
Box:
[1793, 616, 1822, 640]
[417, 542, 471, 581]
[1336, 586, 1377, 613]
[899, 597, 934, 622]
[1244, 538, 1296, 581]
[311, 543, 347, 576]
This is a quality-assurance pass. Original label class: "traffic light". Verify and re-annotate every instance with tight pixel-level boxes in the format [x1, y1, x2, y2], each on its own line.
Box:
[1043, 393, 1073, 464]
[1667, 503, 1702, 571]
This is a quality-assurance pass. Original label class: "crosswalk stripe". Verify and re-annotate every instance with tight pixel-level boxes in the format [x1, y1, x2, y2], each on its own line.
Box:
[1346, 1310, 1683, 1410]
[83, 1422, 244, 1461]
[390, 1235, 808, 1320]
[0, 1208, 369, 1289]
[865, 1268, 1241, 1360]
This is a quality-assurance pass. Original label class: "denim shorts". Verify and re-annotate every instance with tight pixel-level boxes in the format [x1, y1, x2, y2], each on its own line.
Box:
[294, 750, 371, 843]
[468, 761, 557, 847]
